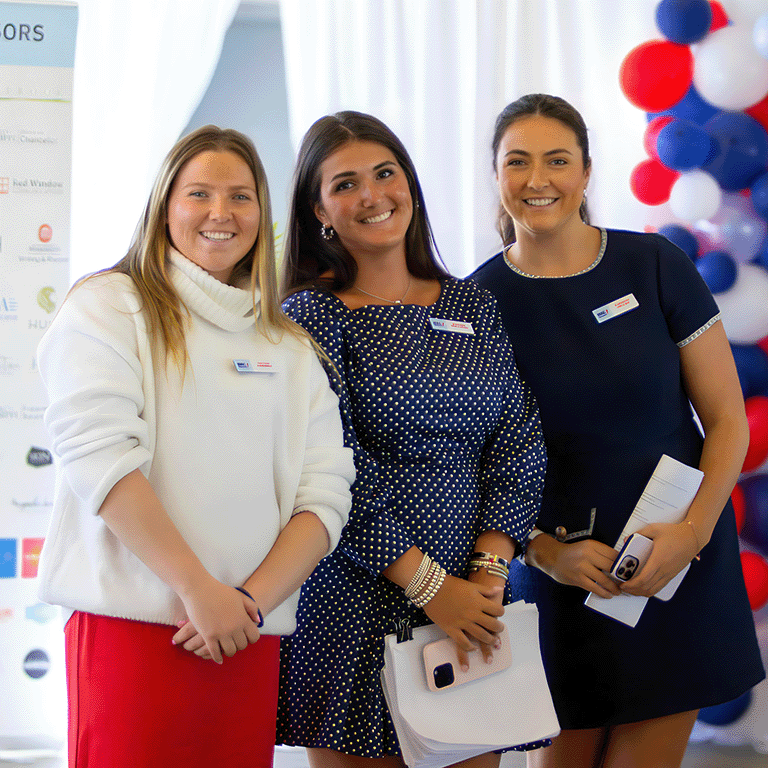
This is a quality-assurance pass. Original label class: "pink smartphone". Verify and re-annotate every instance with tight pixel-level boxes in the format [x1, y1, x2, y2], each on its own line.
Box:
[609, 533, 653, 582]
[423, 627, 512, 692]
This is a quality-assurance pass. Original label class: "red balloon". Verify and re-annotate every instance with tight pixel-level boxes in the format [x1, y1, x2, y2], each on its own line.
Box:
[708, 1, 729, 33]
[644, 116, 675, 160]
[630, 159, 680, 205]
[741, 551, 768, 610]
[732, 483, 746, 534]
[757, 335, 768, 359]
[743, 395, 768, 473]
[746, 93, 768, 136]
[620, 40, 693, 112]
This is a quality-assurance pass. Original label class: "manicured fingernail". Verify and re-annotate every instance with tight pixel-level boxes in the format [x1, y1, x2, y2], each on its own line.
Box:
[494, 638, 502, 650]
[460, 664, 469, 673]
[486, 654, 494, 664]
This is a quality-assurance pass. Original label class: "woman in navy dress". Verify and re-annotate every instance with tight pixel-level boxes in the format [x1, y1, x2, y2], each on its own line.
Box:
[473, 94, 765, 768]
[276, 111, 547, 768]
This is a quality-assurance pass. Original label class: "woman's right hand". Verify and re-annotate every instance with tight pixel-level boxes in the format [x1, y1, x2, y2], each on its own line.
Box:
[422, 574, 505, 669]
[527, 534, 622, 598]
[174, 577, 262, 663]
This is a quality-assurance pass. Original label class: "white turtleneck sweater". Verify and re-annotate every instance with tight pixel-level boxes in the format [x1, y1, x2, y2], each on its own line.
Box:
[37, 250, 354, 634]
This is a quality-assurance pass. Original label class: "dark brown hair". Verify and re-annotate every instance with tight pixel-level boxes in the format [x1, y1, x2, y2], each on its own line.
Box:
[281, 111, 447, 296]
[492, 94, 591, 245]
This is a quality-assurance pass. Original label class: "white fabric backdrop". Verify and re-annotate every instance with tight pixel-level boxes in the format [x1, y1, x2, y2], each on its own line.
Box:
[279, 0, 659, 275]
[69, 0, 241, 281]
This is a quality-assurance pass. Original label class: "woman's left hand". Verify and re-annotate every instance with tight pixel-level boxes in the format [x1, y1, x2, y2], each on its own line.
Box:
[619, 522, 698, 597]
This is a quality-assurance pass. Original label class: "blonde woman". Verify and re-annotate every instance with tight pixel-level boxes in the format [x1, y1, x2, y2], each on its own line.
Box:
[37, 125, 354, 768]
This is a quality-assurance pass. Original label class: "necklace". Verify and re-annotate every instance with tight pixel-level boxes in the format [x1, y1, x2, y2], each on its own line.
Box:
[354, 276, 412, 304]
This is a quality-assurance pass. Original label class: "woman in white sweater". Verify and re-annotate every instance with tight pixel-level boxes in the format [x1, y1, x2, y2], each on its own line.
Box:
[37, 125, 354, 768]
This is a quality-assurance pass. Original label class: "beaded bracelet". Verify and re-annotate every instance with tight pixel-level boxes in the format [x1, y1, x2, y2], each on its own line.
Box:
[411, 563, 447, 608]
[404, 553, 432, 599]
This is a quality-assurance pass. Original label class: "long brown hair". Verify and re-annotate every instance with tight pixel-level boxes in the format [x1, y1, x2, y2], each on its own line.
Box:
[281, 111, 448, 296]
[76, 125, 298, 369]
[493, 94, 591, 245]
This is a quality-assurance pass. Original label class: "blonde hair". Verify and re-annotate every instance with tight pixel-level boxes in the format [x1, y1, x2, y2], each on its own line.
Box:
[79, 125, 302, 369]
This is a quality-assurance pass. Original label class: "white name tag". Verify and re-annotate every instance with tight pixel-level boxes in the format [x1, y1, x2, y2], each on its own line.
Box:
[429, 318, 475, 335]
[592, 294, 639, 324]
[233, 359, 278, 373]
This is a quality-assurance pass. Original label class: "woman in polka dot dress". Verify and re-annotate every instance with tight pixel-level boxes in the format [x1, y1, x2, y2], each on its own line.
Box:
[277, 111, 547, 768]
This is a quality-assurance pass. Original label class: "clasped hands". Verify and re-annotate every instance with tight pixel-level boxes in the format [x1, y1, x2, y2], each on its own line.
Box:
[172, 576, 262, 664]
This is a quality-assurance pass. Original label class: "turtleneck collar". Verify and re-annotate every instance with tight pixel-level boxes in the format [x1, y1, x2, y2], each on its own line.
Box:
[168, 248, 260, 333]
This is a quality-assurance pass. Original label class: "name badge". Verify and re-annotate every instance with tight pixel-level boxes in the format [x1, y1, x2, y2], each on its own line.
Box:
[233, 359, 278, 373]
[592, 294, 639, 324]
[429, 318, 475, 335]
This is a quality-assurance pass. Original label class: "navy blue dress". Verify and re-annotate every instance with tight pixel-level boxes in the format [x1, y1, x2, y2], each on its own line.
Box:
[277, 277, 546, 757]
[473, 228, 765, 729]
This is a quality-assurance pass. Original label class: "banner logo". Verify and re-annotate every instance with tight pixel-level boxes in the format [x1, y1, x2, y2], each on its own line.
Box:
[37, 286, 55, 313]
[23, 649, 50, 679]
[27, 446, 52, 466]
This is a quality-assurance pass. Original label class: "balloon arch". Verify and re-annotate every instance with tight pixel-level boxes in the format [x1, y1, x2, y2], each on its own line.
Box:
[620, 0, 768, 752]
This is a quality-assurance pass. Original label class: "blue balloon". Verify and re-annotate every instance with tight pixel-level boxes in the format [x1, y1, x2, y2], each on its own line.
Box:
[647, 85, 719, 126]
[657, 119, 718, 170]
[655, 0, 712, 44]
[703, 113, 768, 192]
[658, 224, 699, 260]
[731, 343, 768, 398]
[752, 171, 768, 222]
[697, 250, 737, 293]
[741, 475, 768, 554]
[698, 690, 753, 726]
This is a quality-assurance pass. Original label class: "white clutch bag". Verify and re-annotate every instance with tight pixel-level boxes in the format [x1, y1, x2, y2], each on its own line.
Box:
[381, 601, 560, 768]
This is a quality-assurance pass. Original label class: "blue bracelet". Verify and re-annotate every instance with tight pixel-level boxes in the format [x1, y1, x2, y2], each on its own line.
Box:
[235, 586, 264, 627]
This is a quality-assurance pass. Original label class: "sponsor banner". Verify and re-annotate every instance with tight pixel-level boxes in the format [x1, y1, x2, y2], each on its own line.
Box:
[0, 0, 75, 751]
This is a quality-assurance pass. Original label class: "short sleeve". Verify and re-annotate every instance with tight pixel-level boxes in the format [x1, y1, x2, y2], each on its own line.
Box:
[653, 233, 721, 348]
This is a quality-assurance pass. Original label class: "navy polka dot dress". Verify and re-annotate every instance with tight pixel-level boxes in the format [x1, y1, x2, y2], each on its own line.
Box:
[277, 276, 547, 757]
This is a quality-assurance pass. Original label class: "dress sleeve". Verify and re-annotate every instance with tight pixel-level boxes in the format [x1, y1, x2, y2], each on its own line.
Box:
[283, 291, 416, 575]
[292, 349, 356, 552]
[37, 276, 153, 515]
[475, 293, 546, 554]
[653, 233, 721, 347]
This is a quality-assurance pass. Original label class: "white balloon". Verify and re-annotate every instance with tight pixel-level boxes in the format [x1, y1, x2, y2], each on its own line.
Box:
[693, 26, 768, 110]
[694, 193, 768, 263]
[755, 13, 768, 60]
[669, 171, 722, 222]
[716, 263, 768, 344]
[720, 0, 768, 26]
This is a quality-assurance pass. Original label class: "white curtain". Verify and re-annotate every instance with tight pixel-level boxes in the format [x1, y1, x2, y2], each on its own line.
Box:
[70, 0, 241, 280]
[279, 0, 658, 276]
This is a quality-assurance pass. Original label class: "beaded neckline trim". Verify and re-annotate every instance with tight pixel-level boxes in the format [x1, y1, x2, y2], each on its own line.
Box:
[502, 228, 607, 279]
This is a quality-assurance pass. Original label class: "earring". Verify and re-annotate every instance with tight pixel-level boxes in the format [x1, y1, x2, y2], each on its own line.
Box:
[320, 223, 335, 241]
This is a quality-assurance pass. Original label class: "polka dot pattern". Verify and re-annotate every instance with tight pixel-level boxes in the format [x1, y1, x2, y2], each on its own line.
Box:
[277, 277, 546, 757]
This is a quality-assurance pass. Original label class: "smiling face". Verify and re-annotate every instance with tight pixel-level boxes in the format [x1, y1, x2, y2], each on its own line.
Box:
[313, 140, 413, 260]
[495, 115, 590, 239]
[166, 150, 260, 283]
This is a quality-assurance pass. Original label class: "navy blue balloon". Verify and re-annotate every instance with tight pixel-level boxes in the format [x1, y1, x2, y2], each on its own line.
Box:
[655, 0, 712, 44]
[698, 690, 753, 726]
[657, 224, 699, 260]
[703, 112, 768, 192]
[697, 250, 737, 293]
[731, 343, 768, 398]
[647, 85, 719, 126]
[752, 171, 768, 222]
[741, 475, 768, 554]
[657, 119, 718, 170]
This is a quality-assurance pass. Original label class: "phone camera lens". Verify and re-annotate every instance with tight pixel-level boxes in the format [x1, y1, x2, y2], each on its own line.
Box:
[433, 662, 455, 689]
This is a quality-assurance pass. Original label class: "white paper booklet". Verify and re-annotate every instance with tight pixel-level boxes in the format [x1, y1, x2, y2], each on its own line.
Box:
[381, 602, 559, 768]
[585, 454, 704, 627]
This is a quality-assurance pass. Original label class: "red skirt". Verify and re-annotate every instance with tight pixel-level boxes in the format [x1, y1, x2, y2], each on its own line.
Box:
[65, 611, 280, 768]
